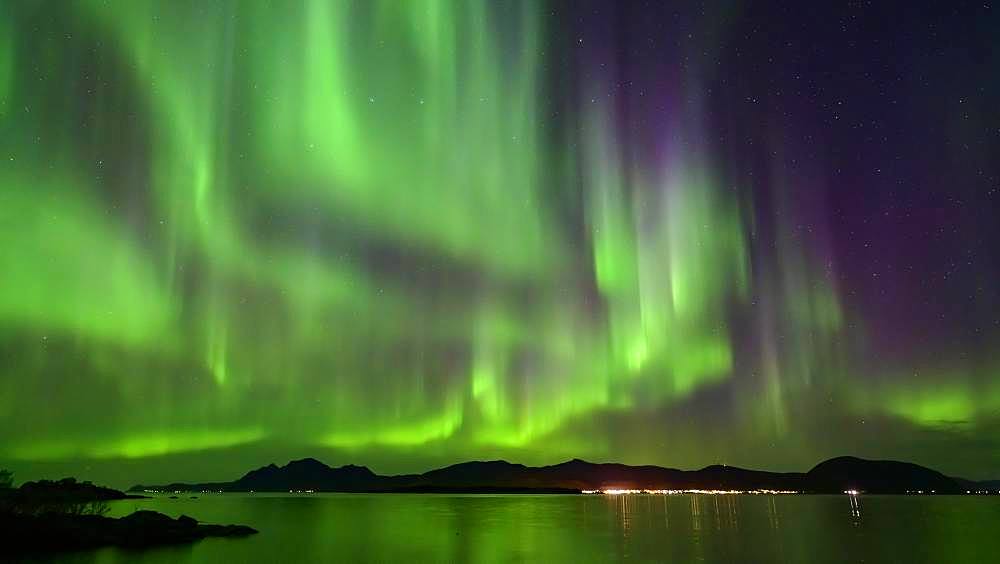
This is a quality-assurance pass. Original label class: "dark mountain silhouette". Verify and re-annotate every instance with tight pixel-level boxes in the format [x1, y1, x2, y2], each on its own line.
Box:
[237, 458, 377, 491]
[804, 456, 960, 494]
[130, 456, 996, 495]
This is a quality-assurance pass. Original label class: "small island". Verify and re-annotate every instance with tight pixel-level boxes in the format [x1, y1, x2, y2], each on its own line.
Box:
[0, 472, 257, 555]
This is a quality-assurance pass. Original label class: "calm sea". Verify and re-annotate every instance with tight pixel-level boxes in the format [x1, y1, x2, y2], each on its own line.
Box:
[33, 493, 1000, 563]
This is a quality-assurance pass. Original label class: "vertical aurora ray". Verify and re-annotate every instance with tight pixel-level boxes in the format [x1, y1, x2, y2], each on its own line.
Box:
[0, 11, 11, 120]
[247, 0, 555, 278]
[580, 97, 747, 406]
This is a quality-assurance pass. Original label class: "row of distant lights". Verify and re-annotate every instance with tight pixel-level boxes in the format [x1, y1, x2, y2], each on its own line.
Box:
[144, 489, 228, 494]
[844, 489, 1000, 496]
[586, 489, 1000, 496]
[582, 489, 800, 495]
[142, 488, 999, 495]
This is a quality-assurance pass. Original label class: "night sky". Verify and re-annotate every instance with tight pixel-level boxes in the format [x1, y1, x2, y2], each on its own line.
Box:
[2, 1, 999, 488]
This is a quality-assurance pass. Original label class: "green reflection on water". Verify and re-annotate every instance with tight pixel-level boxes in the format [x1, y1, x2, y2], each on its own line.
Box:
[45, 494, 1000, 563]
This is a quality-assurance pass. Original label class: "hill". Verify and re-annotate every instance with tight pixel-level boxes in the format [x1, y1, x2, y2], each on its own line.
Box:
[130, 456, 995, 495]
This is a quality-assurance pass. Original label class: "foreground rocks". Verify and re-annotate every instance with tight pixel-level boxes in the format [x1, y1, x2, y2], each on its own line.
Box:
[0, 509, 257, 553]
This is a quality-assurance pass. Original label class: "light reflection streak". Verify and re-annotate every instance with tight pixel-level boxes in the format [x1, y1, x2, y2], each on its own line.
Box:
[848, 492, 862, 524]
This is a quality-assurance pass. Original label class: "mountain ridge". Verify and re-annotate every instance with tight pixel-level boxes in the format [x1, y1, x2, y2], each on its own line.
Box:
[129, 456, 999, 495]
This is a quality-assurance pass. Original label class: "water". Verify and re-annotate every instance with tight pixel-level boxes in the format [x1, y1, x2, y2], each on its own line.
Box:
[38, 494, 1000, 563]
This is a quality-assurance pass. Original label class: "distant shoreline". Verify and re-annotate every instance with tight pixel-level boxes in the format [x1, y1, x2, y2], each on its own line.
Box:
[129, 455, 1000, 496]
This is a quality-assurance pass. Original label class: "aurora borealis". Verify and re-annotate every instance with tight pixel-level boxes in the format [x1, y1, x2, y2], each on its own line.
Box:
[1, 1, 998, 487]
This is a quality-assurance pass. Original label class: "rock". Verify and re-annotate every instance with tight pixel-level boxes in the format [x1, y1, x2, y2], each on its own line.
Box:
[0, 509, 257, 554]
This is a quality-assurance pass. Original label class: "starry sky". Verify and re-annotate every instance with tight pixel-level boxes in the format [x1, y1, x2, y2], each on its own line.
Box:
[1, 0, 999, 488]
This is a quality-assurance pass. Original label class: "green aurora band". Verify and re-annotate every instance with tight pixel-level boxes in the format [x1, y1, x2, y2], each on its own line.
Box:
[1, 0, 997, 484]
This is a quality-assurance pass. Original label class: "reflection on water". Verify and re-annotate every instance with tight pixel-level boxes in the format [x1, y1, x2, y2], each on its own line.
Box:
[849, 493, 862, 523]
[35, 493, 1000, 563]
